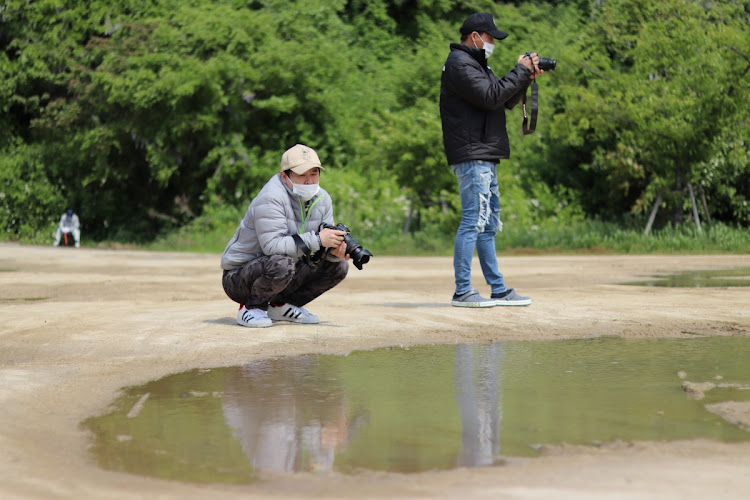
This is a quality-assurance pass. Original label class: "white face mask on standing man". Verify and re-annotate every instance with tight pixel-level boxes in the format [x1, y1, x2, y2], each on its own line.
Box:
[472, 32, 494, 59]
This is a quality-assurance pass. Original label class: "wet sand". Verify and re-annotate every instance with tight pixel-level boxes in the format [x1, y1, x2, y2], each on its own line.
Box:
[1, 242, 749, 499]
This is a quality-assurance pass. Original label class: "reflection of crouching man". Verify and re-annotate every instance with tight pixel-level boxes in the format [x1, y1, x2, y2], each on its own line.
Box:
[221, 144, 349, 328]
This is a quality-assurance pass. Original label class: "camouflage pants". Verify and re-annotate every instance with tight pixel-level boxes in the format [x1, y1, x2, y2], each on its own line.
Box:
[222, 255, 349, 309]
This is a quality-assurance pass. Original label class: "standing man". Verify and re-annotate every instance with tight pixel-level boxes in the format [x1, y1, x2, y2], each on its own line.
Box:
[53, 209, 81, 247]
[440, 12, 543, 307]
[221, 144, 350, 328]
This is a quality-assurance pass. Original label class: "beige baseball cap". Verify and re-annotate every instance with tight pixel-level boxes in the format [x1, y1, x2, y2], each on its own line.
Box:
[280, 144, 324, 174]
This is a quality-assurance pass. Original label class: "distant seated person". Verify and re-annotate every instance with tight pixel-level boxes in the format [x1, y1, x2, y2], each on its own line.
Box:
[53, 209, 80, 248]
[220, 144, 350, 328]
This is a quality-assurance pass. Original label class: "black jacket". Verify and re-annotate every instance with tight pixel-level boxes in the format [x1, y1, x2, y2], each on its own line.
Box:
[440, 43, 532, 166]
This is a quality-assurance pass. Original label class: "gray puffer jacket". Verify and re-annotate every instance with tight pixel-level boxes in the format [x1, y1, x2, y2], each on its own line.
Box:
[220, 174, 338, 270]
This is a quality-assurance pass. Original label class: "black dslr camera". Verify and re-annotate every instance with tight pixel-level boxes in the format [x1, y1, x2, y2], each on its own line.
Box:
[320, 223, 372, 270]
[525, 52, 556, 71]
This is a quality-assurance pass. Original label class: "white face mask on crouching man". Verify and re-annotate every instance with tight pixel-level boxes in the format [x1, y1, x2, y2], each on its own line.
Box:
[279, 144, 325, 202]
[290, 182, 319, 202]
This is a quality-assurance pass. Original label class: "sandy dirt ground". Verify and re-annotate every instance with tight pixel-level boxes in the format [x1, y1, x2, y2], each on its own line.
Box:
[1, 242, 750, 499]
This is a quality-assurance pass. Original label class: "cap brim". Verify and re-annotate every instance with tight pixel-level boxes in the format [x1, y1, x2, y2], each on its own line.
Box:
[488, 29, 508, 40]
[289, 163, 324, 175]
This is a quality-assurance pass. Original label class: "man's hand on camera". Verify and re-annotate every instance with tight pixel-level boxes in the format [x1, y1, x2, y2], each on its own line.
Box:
[320, 227, 346, 247]
[319, 228, 350, 260]
[518, 52, 544, 78]
[330, 241, 349, 260]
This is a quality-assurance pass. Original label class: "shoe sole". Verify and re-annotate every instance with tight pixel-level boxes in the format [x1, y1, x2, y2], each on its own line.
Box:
[269, 317, 319, 324]
[451, 300, 496, 308]
[493, 299, 532, 306]
[237, 321, 273, 328]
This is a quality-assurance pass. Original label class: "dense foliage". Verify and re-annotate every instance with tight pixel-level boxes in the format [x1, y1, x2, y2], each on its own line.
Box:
[1, 0, 748, 246]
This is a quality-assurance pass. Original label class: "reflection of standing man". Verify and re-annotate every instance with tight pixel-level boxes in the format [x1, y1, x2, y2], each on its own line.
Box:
[53, 209, 80, 247]
[454, 342, 503, 466]
[440, 12, 542, 307]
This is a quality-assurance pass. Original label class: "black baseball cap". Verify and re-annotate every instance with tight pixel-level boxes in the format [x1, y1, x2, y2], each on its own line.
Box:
[459, 12, 508, 40]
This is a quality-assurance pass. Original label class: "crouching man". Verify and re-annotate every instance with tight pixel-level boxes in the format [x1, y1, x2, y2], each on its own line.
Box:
[221, 144, 349, 328]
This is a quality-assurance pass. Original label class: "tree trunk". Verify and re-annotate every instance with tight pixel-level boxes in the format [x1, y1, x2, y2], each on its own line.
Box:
[672, 173, 684, 226]
[644, 192, 662, 236]
[403, 202, 414, 235]
[698, 186, 712, 226]
[687, 183, 702, 232]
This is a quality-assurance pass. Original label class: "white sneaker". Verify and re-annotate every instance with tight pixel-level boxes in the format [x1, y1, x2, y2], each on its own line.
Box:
[267, 303, 319, 324]
[237, 305, 272, 328]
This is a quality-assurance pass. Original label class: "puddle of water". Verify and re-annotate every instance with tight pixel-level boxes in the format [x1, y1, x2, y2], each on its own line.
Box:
[622, 267, 750, 287]
[84, 337, 750, 483]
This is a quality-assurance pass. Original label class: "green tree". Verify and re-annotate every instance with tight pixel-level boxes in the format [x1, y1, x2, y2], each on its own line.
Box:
[550, 0, 750, 228]
[2, 0, 747, 246]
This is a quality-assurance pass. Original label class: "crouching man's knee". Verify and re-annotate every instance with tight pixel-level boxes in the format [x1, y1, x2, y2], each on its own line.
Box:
[267, 254, 296, 282]
[330, 259, 349, 281]
[318, 259, 349, 290]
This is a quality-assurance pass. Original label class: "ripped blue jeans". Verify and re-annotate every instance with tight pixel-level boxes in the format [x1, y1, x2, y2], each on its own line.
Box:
[452, 161, 506, 296]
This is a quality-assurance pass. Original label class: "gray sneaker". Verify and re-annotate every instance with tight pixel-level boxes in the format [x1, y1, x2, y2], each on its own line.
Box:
[491, 289, 532, 306]
[451, 289, 496, 308]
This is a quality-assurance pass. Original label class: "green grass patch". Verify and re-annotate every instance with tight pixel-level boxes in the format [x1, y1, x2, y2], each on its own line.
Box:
[146, 218, 750, 256]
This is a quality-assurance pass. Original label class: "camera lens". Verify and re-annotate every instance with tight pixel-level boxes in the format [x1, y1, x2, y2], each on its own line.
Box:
[538, 57, 556, 71]
[349, 246, 372, 270]
[343, 234, 372, 270]
[326, 222, 372, 270]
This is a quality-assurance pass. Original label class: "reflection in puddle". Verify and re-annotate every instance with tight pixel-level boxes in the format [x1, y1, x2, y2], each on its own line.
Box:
[622, 267, 750, 287]
[84, 337, 750, 483]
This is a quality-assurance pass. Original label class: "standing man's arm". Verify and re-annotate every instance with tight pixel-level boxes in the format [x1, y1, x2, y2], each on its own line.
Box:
[445, 51, 543, 113]
[445, 57, 532, 111]
[504, 53, 544, 110]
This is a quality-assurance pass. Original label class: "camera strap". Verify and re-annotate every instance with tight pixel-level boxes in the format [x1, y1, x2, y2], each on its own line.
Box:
[522, 80, 539, 135]
[292, 234, 311, 257]
[292, 233, 324, 270]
